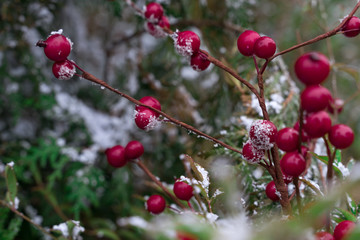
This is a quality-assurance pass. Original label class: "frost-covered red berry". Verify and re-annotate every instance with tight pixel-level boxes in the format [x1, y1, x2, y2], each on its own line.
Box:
[301, 85, 333, 113]
[146, 195, 166, 214]
[249, 120, 278, 150]
[333, 220, 355, 240]
[276, 127, 299, 152]
[190, 51, 211, 72]
[327, 98, 344, 115]
[294, 52, 330, 86]
[282, 170, 293, 184]
[303, 111, 332, 139]
[136, 96, 162, 117]
[315, 232, 334, 240]
[265, 181, 280, 201]
[105, 145, 127, 168]
[125, 141, 144, 160]
[175, 31, 201, 56]
[242, 140, 265, 164]
[253, 36, 276, 59]
[342, 16, 360, 37]
[237, 30, 261, 57]
[328, 124, 354, 149]
[280, 152, 306, 177]
[134, 109, 160, 131]
[52, 60, 76, 80]
[38, 31, 72, 62]
[144, 2, 164, 23]
[173, 181, 193, 201]
[146, 15, 170, 38]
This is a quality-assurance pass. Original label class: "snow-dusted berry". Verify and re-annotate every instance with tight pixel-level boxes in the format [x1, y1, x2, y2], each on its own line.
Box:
[190, 51, 211, 71]
[327, 98, 344, 114]
[175, 31, 201, 57]
[37, 31, 72, 62]
[52, 60, 76, 80]
[135, 96, 162, 117]
[242, 140, 265, 164]
[125, 141, 144, 160]
[134, 109, 160, 131]
[146, 15, 170, 38]
[146, 195, 166, 214]
[105, 145, 127, 168]
[144, 2, 164, 23]
[173, 181, 193, 201]
[249, 120, 278, 150]
[265, 181, 280, 201]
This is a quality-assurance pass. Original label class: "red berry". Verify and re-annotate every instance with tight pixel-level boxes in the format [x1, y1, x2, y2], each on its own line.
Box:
[144, 2, 163, 22]
[301, 145, 309, 158]
[282, 170, 293, 184]
[333, 220, 356, 240]
[303, 111, 332, 138]
[294, 52, 330, 86]
[176, 232, 197, 240]
[249, 120, 278, 150]
[52, 60, 76, 80]
[146, 195, 166, 214]
[134, 109, 159, 131]
[43, 33, 72, 62]
[276, 127, 299, 152]
[136, 96, 162, 117]
[327, 98, 344, 115]
[328, 124, 354, 149]
[242, 140, 265, 164]
[146, 15, 170, 38]
[125, 141, 144, 160]
[301, 85, 333, 113]
[105, 145, 127, 168]
[293, 121, 310, 142]
[237, 30, 261, 57]
[173, 181, 193, 201]
[342, 16, 360, 37]
[175, 31, 201, 56]
[280, 152, 306, 177]
[190, 51, 211, 71]
[254, 36, 276, 59]
[265, 181, 280, 201]
[315, 232, 335, 240]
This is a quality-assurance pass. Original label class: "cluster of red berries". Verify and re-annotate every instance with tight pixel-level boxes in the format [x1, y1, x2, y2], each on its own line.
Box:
[36, 30, 76, 80]
[144, 2, 170, 38]
[315, 220, 356, 240]
[146, 180, 194, 214]
[237, 30, 276, 59]
[105, 140, 144, 168]
[134, 96, 162, 131]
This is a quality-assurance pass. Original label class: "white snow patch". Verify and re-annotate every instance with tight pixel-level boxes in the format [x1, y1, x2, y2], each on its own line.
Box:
[7, 161, 14, 168]
[117, 216, 149, 229]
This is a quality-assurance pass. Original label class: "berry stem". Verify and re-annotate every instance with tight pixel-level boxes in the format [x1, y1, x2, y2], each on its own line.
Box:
[253, 55, 260, 75]
[323, 136, 335, 190]
[135, 160, 187, 209]
[297, 108, 304, 153]
[187, 201, 195, 212]
[293, 176, 302, 213]
[80, 70, 243, 155]
[35, 40, 47, 48]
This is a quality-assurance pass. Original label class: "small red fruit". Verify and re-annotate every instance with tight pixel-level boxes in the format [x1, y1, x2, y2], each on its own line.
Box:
[301, 145, 309, 158]
[265, 181, 280, 201]
[301, 85, 333, 113]
[134, 108, 159, 130]
[136, 96, 162, 117]
[333, 220, 356, 240]
[125, 141, 144, 160]
[146, 15, 170, 38]
[41, 33, 72, 62]
[342, 16, 360, 37]
[328, 124, 354, 149]
[190, 51, 211, 72]
[175, 31, 201, 56]
[294, 52, 330, 86]
[327, 98, 344, 114]
[293, 121, 310, 142]
[280, 152, 306, 177]
[249, 120, 278, 150]
[237, 30, 261, 57]
[146, 195, 166, 214]
[253, 36, 276, 59]
[144, 2, 164, 22]
[303, 111, 332, 138]
[52, 60, 76, 80]
[315, 232, 334, 240]
[282, 170, 293, 184]
[105, 145, 127, 168]
[242, 140, 265, 164]
[173, 181, 193, 201]
[276, 127, 299, 152]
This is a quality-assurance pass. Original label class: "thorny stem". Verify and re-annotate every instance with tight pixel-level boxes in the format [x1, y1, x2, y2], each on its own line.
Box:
[0, 199, 56, 240]
[134, 160, 187, 209]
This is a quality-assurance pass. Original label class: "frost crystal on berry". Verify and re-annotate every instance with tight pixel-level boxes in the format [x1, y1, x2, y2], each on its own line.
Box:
[249, 120, 277, 150]
[52, 61, 76, 80]
[242, 140, 264, 164]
